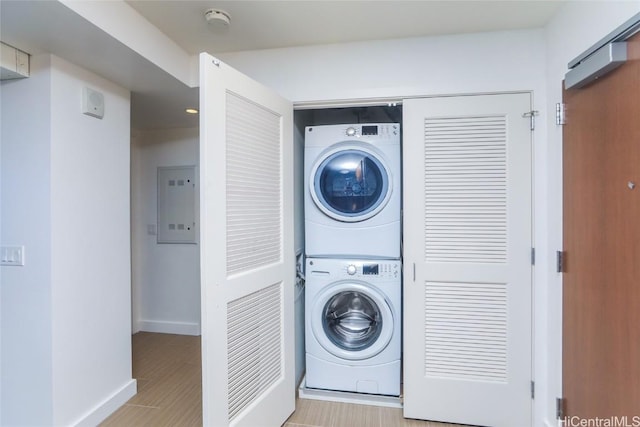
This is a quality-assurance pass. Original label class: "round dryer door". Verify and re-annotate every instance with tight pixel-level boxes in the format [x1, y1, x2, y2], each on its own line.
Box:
[311, 147, 391, 222]
[311, 282, 394, 361]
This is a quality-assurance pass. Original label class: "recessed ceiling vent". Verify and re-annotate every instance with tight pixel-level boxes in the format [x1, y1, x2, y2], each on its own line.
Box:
[1, 42, 29, 80]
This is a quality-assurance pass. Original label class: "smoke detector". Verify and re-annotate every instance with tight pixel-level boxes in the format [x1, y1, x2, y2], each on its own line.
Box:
[204, 9, 231, 32]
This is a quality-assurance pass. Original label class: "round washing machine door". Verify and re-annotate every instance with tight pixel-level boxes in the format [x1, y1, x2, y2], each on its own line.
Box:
[311, 281, 394, 361]
[311, 145, 391, 222]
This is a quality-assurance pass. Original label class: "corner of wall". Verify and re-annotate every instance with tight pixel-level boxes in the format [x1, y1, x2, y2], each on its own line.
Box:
[59, 0, 193, 86]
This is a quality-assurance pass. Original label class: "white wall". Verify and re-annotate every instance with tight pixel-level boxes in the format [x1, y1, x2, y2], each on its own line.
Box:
[542, 3, 640, 426]
[1, 54, 54, 427]
[0, 54, 135, 426]
[219, 29, 547, 103]
[131, 128, 200, 336]
[60, 0, 196, 87]
[49, 55, 134, 426]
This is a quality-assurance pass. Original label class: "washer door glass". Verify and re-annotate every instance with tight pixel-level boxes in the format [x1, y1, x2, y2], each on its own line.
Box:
[323, 291, 382, 351]
[313, 149, 390, 222]
[311, 282, 394, 361]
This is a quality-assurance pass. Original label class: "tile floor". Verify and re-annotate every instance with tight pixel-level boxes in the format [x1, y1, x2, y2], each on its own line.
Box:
[101, 332, 460, 427]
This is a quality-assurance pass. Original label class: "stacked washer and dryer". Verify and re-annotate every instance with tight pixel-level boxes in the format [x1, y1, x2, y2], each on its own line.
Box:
[304, 123, 401, 397]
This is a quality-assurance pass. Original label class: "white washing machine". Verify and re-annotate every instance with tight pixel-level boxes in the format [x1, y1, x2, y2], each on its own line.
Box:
[304, 123, 401, 259]
[305, 257, 401, 396]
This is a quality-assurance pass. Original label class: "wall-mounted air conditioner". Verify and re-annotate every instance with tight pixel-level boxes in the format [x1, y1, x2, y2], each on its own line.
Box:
[1, 42, 30, 80]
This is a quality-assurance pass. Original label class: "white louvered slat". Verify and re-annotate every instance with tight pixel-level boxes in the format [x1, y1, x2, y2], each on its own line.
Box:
[424, 115, 507, 264]
[424, 281, 507, 382]
[227, 283, 283, 421]
[226, 92, 282, 275]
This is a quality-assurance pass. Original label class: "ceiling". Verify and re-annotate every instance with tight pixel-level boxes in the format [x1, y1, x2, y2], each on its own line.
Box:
[126, 1, 564, 55]
[1, 1, 565, 130]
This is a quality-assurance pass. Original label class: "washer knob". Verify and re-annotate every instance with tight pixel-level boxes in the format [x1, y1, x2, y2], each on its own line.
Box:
[346, 127, 356, 137]
[347, 264, 357, 275]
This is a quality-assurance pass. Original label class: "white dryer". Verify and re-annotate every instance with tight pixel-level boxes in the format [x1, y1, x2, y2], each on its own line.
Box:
[305, 258, 401, 396]
[304, 123, 401, 259]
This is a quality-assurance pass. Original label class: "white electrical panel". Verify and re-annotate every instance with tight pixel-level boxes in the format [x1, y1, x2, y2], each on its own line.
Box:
[157, 166, 197, 244]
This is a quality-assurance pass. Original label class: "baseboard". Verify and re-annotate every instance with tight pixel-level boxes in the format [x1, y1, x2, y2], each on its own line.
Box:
[138, 319, 201, 336]
[73, 379, 137, 427]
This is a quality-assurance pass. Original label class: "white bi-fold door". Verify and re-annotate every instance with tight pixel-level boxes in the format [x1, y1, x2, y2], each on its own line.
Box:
[403, 93, 533, 427]
[199, 53, 295, 427]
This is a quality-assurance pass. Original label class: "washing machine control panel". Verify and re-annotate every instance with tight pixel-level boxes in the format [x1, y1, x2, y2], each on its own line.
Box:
[343, 262, 400, 279]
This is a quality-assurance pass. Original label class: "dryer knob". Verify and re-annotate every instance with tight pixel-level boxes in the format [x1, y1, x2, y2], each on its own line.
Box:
[346, 127, 356, 137]
[347, 264, 357, 275]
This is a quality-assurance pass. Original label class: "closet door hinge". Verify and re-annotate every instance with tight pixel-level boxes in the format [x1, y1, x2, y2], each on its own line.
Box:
[522, 110, 539, 131]
[531, 248, 535, 266]
[530, 381, 535, 399]
[556, 250, 565, 273]
[556, 103, 566, 125]
[556, 397, 565, 419]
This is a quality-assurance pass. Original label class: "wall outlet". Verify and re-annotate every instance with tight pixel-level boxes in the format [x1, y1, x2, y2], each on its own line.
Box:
[1, 246, 25, 266]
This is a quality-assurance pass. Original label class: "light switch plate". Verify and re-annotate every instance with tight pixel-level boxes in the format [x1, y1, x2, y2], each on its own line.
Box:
[1, 246, 25, 266]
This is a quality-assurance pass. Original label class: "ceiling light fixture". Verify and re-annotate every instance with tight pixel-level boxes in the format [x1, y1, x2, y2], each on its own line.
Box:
[204, 9, 231, 32]
[185, 108, 199, 114]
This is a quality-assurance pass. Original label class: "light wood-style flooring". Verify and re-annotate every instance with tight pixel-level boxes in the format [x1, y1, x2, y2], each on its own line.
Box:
[101, 332, 202, 426]
[101, 332, 457, 427]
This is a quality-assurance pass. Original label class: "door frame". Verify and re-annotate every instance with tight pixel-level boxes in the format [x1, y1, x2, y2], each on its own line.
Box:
[294, 90, 543, 420]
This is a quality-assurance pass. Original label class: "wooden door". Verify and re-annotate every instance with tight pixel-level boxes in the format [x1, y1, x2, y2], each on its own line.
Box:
[403, 93, 533, 427]
[562, 35, 640, 418]
[199, 53, 295, 426]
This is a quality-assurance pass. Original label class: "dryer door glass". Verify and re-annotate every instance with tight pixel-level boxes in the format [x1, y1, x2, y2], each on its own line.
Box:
[314, 150, 389, 220]
[322, 290, 382, 351]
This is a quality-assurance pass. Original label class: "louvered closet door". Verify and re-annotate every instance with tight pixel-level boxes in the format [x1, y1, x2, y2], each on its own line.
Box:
[199, 53, 295, 426]
[403, 93, 532, 427]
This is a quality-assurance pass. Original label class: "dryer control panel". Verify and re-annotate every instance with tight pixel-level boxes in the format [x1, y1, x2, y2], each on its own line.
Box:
[343, 124, 399, 138]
